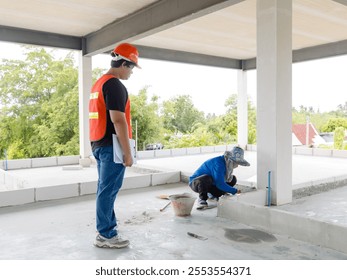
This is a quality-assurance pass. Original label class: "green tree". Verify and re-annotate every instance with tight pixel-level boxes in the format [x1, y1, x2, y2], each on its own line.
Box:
[130, 87, 162, 150]
[205, 115, 233, 144]
[166, 126, 215, 148]
[0, 47, 79, 158]
[221, 94, 257, 144]
[334, 127, 344, 150]
[162, 95, 204, 134]
[321, 118, 347, 132]
[221, 94, 238, 142]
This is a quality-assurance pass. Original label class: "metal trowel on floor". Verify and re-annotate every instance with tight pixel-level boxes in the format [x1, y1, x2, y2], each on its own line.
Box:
[187, 232, 208, 240]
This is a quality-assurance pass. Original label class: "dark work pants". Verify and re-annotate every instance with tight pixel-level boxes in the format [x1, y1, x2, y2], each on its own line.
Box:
[189, 174, 237, 201]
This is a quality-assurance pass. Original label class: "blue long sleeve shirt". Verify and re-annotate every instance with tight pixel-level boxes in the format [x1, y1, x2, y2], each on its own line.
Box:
[189, 155, 237, 195]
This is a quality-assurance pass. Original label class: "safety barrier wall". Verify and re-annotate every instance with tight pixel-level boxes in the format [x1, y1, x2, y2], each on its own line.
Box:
[246, 144, 347, 158]
[0, 155, 80, 171]
[137, 144, 235, 160]
[1, 145, 346, 171]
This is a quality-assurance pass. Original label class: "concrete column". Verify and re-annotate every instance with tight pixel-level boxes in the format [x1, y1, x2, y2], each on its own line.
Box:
[237, 69, 248, 148]
[78, 52, 92, 165]
[256, 0, 292, 205]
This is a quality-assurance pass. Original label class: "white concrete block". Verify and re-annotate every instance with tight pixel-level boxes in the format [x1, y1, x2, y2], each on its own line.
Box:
[32, 157, 57, 168]
[35, 184, 79, 201]
[201, 146, 215, 153]
[79, 157, 91, 167]
[7, 159, 32, 170]
[238, 189, 267, 206]
[151, 171, 180, 186]
[312, 148, 332, 157]
[137, 150, 155, 159]
[0, 160, 4, 170]
[80, 181, 97, 195]
[214, 145, 227, 152]
[0, 188, 35, 207]
[295, 147, 313, 156]
[171, 148, 187, 157]
[154, 149, 171, 158]
[57, 155, 80, 166]
[186, 147, 201, 155]
[218, 198, 271, 228]
[219, 190, 267, 207]
[122, 175, 151, 190]
[332, 149, 347, 158]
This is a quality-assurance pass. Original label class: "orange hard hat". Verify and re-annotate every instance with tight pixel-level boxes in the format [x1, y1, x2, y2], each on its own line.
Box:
[112, 43, 141, 68]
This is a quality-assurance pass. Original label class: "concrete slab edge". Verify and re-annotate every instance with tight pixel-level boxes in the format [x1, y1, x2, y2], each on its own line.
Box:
[293, 176, 347, 199]
[217, 197, 347, 254]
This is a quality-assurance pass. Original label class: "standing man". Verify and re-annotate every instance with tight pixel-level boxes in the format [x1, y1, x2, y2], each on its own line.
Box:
[189, 146, 250, 207]
[89, 43, 140, 249]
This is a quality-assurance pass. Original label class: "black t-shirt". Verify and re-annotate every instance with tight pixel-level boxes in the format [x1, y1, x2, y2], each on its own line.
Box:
[91, 78, 128, 151]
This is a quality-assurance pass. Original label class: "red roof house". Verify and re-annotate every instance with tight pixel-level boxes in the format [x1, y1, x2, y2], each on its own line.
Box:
[292, 123, 325, 146]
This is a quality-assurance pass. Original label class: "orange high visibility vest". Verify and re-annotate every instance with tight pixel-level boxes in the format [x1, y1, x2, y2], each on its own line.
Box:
[89, 74, 132, 141]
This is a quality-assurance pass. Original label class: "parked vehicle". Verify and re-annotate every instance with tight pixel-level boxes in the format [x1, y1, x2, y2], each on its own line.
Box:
[145, 143, 164, 150]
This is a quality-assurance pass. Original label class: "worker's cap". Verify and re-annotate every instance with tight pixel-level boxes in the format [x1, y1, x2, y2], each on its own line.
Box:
[224, 147, 250, 166]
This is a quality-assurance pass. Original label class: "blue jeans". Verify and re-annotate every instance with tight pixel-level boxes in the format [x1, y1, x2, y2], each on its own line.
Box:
[93, 146, 125, 239]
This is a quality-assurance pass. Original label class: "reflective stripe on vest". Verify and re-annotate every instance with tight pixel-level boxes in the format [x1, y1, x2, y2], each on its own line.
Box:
[89, 112, 99, 119]
[89, 74, 132, 141]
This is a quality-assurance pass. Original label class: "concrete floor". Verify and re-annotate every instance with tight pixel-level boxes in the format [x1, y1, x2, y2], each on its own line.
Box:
[1, 151, 347, 260]
[1, 183, 347, 260]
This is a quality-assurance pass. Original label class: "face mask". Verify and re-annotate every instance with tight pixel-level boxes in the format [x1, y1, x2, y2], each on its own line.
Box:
[224, 151, 234, 182]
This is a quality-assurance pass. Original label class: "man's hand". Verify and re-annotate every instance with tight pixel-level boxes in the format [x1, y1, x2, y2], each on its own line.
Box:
[237, 189, 241, 194]
[123, 153, 133, 167]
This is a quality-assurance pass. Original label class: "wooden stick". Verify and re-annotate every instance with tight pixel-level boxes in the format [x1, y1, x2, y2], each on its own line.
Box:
[160, 201, 171, 212]
[157, 194, 170, 200]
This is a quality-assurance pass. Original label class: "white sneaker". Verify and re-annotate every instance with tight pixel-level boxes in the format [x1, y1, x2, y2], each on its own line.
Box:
[94, 234, 130, 249]
[198, 199, 208, 207]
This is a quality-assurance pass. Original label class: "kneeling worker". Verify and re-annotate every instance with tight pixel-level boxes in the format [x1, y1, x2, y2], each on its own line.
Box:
[189, 146, 250, 207]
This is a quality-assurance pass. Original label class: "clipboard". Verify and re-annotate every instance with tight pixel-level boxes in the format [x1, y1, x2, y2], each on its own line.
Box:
[112, 134, 137, 164]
